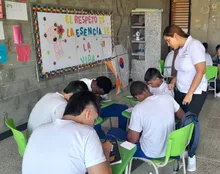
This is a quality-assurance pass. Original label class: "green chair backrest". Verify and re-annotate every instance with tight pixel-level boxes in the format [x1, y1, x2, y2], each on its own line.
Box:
[5, 118, 27, 157]
[159, 60, 165, 73]
[165, 122, 194, 159]
[206, 66, 218, 80]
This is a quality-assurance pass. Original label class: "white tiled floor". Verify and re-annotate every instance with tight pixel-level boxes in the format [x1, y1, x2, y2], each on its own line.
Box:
[1, 90, 220, 174]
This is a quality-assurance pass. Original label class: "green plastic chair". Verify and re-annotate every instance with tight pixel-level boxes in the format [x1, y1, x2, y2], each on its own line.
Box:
[5, 118, 27, 157]
[206, 66, 218, 98]
[128, 122, 194, 174]
[159, 60, 165, 74]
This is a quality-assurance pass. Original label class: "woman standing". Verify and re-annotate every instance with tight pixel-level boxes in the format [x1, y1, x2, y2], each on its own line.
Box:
[163, 25, 207, 172]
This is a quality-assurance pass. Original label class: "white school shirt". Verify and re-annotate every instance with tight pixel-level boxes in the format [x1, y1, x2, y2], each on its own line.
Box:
[80, 78, 108, 99]
[149, 81, 174, 97]
[175, 36, 207, 94]
[27, 92, 67, 134]
[128, 94, 179, 158]
[23, 119, 106, 174]
[164, 50, 174, 77]
[205, 53, 213, 66]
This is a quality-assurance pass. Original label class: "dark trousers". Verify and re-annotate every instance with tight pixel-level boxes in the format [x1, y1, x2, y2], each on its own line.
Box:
[94, 104, 128, 139]
[106, 128, 151, 158]
[174, 89, 207, 116]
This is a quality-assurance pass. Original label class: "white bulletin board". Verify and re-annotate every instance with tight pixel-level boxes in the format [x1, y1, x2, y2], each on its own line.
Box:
[31, 4, 113, 79]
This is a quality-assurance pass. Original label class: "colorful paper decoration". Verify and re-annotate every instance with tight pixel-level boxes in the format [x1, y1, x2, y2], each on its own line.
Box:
[0, 44, 8, 63]
[106, 45, 129, 95]
[0, 0, 3, 19]
[16, 44, 30, 62]
[5, 1, 28, 21]
[0, 21, 5, 40]
[12, 25, 23, 44]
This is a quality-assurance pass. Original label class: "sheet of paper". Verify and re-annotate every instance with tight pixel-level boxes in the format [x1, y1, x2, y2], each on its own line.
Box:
[16, 44, 30, 62]
[126, 95, 133, 98]
[5, 1, 28, 21]
[0, 0, 3, 19]
[0, 21, 5, 40]
[125, 107, 133, 113]
[0, 44, 8, 63]
[120, 141, 136, 150]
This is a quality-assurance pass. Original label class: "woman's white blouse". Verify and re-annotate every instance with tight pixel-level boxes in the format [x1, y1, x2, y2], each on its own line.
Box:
[175, 36, 207, 94]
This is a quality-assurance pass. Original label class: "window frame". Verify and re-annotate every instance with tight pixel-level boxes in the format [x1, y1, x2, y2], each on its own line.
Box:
[169, 0, 191, 34]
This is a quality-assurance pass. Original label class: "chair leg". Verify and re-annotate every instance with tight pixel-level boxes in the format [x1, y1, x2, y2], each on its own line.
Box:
[128, 158, 133, 174]
[144, 159, 159, 174]
[109, 118, 112, 128]
[214, 81, 216, 98]
[125, 165, 129, 174]
[182, 156, 186, 174]
[152, 165, 159, 174]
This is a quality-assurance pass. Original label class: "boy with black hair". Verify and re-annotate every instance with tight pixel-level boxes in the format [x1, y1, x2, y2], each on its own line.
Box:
[27, 80, 88, 134]
[81, 76, 128, 138]
[107, 81, 183, 159]
[23, 91, 112, 174]
[81, 76, 112, 99]
[144, 68, 174, 97]
[202, 42, 213, 66]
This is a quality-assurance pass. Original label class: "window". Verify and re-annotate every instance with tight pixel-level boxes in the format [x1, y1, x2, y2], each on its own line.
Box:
[170, 0, 191, 33]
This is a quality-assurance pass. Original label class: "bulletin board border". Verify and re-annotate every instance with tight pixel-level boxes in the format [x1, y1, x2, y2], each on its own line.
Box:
[30, 3, 113, 80]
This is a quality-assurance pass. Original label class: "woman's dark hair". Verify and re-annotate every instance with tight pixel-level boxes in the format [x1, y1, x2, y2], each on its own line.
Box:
[144, 68, 163, 82]
[163, 25, 189, 38]
[203, 42, 208, 50]
[64, 91, 100, 116]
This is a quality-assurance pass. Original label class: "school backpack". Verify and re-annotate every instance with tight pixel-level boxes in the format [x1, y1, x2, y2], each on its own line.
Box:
[176, 111, 200, 158]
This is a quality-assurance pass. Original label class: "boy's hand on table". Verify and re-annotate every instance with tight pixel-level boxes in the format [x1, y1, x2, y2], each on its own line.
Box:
[102, 141, 112, 163]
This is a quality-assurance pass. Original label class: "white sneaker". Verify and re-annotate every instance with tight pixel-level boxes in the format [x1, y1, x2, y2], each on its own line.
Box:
[187, 155, 196, 172]
[216, 92, 220, 97]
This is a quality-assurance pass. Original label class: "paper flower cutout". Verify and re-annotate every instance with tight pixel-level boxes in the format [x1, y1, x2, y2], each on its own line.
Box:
[56, 25, 65, 39]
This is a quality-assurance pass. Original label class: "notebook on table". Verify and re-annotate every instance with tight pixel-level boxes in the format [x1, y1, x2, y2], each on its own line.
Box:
[109, 140, 122, 165]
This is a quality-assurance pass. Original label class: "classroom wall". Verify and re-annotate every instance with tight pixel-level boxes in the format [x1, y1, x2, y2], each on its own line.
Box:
[138, 0, 220, 57]
[137, 0, 170, 59]
[190, 0, 220, 56]
[0, 0, 137, 134]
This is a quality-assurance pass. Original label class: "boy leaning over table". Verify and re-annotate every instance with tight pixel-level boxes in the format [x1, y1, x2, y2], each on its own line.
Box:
[81, 76, 128, 138]
[107, 81, 184, 159]
[23, 91, 112, 174]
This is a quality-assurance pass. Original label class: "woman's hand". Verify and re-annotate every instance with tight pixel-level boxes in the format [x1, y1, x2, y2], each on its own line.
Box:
[168, 75, 177, 90]
[182, 93, 193, 105]
[168, 83, 175, 90]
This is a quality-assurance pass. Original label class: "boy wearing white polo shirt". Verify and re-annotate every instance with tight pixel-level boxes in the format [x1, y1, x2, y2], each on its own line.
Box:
[23, 91, 112, 174]
[81, 76, 128, 139]
[164, 50, 174, 77]
[27, 81, 88, 134]
[202, 42, 213, 66]
[144, 68, 174, 97]
[107, 81, 183, 158]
